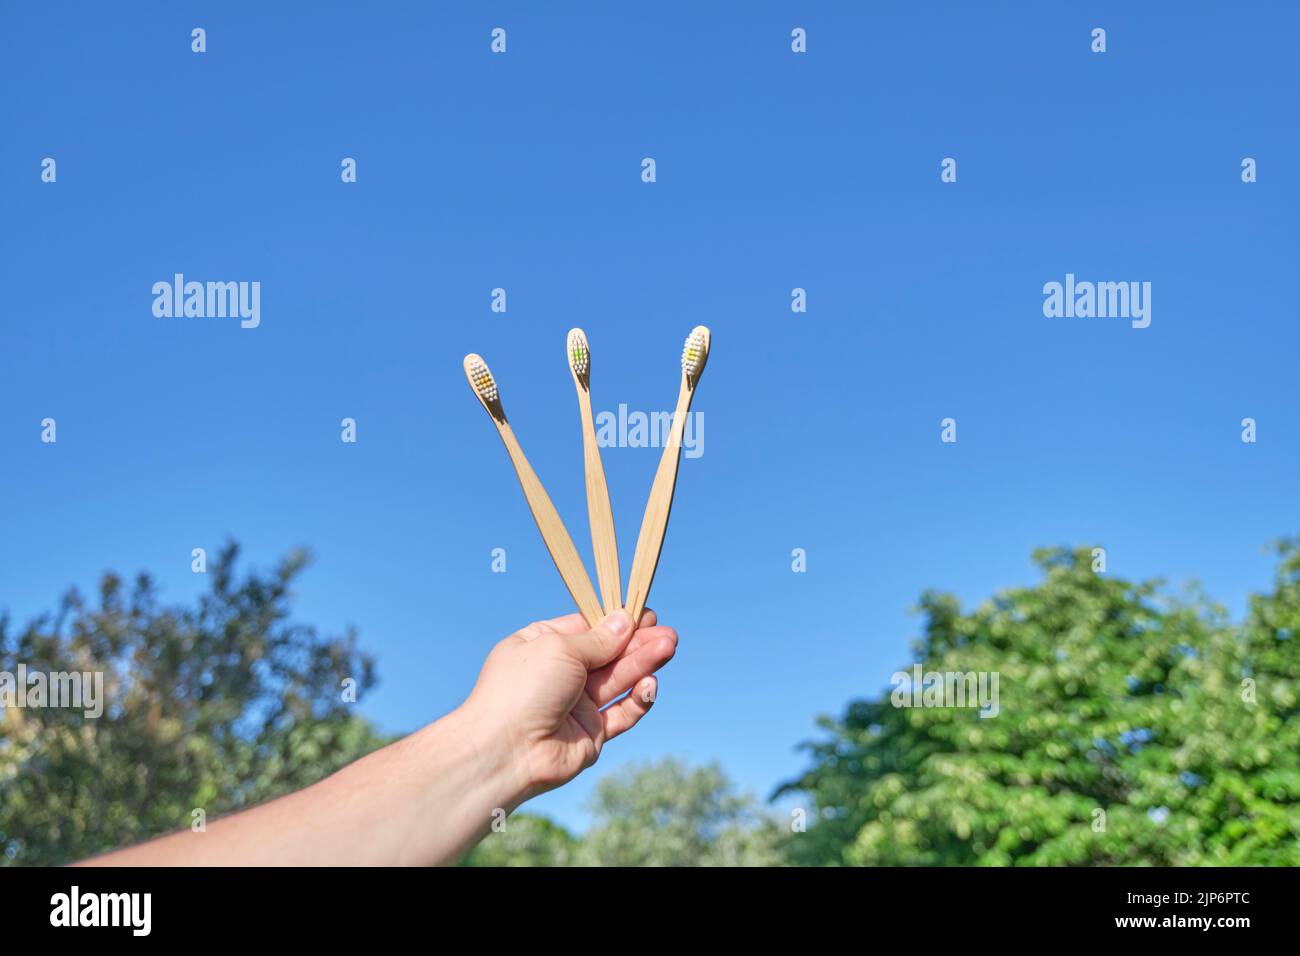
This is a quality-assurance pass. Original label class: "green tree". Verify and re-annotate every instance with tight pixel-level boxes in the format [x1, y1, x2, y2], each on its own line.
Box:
[466, 760, 787, 866]
[0, 543, 385, 865]
[778, 545, 1300, 866]
[462, 813, 580, 866]
[574, 758, 787, 866]
[1194, 538, 1300, 864]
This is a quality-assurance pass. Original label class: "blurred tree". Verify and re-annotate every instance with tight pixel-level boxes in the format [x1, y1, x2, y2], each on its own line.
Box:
[573, 758, 787, 866]
[777, 545, 1300, 865]
[461, 813, 579, 866]
[1192, 538, 1300, 864]
[8, 541, 1297, 868]
[465, 760, 788, 866]
[0, 543, 383, 865]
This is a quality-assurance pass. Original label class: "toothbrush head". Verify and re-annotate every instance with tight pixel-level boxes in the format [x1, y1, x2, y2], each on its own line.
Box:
[464, 353, 504, 418]
[681, 325, 711, 387]
[567, 328, 590, 386]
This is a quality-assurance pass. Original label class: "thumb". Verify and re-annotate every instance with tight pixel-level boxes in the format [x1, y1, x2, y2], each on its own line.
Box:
[568, 611, 634, 669]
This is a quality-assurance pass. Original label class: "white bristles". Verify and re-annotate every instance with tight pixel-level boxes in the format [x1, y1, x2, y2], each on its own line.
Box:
[681, 326, 709, 384]
[567, 328, 590, 379]
[466, 355, 499, 404]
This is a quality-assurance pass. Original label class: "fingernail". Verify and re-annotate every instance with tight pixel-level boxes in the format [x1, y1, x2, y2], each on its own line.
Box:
[601, 611, 631, 636]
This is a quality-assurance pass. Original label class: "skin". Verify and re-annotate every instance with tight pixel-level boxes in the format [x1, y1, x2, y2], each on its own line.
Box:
[78, 609, 677, 867]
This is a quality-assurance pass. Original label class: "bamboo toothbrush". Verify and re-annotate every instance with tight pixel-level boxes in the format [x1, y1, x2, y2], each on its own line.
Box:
[623, 326, 711, 623]
[463, 353, 604, 627]
[567, 329, 623, 615]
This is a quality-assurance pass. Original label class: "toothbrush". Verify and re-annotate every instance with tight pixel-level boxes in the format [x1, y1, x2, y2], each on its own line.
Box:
[567, 329, 623, 615]
[623, 326, 711, 624]
[463, 353, 604, 627]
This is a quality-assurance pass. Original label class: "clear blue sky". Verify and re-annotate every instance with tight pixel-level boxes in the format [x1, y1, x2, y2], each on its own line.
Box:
[2, 2, 1296, 831]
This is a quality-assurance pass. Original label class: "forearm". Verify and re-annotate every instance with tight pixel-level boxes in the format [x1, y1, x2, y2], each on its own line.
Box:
[79, 708, 526, 867]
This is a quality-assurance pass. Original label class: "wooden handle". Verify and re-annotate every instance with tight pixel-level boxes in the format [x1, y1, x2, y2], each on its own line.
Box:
[624, 379, 692, 623]
[498, 422, 604, 627]
[577, 388, 623, 614]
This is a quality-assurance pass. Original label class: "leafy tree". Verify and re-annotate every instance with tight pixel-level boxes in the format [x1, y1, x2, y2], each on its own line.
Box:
[1195, 538, 1300, 864]
[11, 540, 1296, 868]
[0, 543, 384, 865]
[467, 759, 786, 866]
[461, 813, 579, 866]
[778, 545, 1300, 866]
[573, 758, 787, 866]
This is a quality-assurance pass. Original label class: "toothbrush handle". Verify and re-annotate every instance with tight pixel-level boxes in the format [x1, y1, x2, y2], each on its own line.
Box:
[578, 391, 623, 614]
[498, 422, 604, 628]
[624, 382, 692, 623]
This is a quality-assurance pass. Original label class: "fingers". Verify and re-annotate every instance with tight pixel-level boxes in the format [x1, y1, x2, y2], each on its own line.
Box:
[565, 611, 635, 669]
[586, 626, 677, 707]
[516, 613, 587, 641]
[542, 608, 655, 633]
[513, 608, 657, 646]
[516, 608, 654, 641]
[602, 677, 657, 740]
[612, 610, 661, 658]
[570, 694, 605, 754]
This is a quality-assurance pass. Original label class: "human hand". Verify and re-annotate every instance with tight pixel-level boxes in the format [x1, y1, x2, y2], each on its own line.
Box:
[77, 609, 678, 867]
[458, 609, 678, 802]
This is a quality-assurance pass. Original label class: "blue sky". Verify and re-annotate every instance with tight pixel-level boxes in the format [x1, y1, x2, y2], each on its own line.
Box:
[2, 2, 1296, 831]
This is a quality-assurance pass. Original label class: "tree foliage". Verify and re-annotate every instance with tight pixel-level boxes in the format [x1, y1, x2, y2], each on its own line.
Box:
[778, 545, 1300, 865]
[0, 543, 383, 865]
[466, 758, 787, 866]
[6, 541, 1297, 867]
[461, 813, 580, 867]
[575, 758, 786, 865]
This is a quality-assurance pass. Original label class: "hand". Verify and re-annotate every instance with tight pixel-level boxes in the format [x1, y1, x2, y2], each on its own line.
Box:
[460, 609, 678, 800]
[78, 609, 677, 866]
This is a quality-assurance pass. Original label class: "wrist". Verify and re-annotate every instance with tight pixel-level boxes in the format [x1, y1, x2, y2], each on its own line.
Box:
[425, 704, 531, 814]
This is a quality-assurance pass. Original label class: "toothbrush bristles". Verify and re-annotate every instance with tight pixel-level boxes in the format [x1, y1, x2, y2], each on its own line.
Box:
[467, 356, 499, 403]
[681, 326, 709, 384]
[567, 329, 590, 379]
